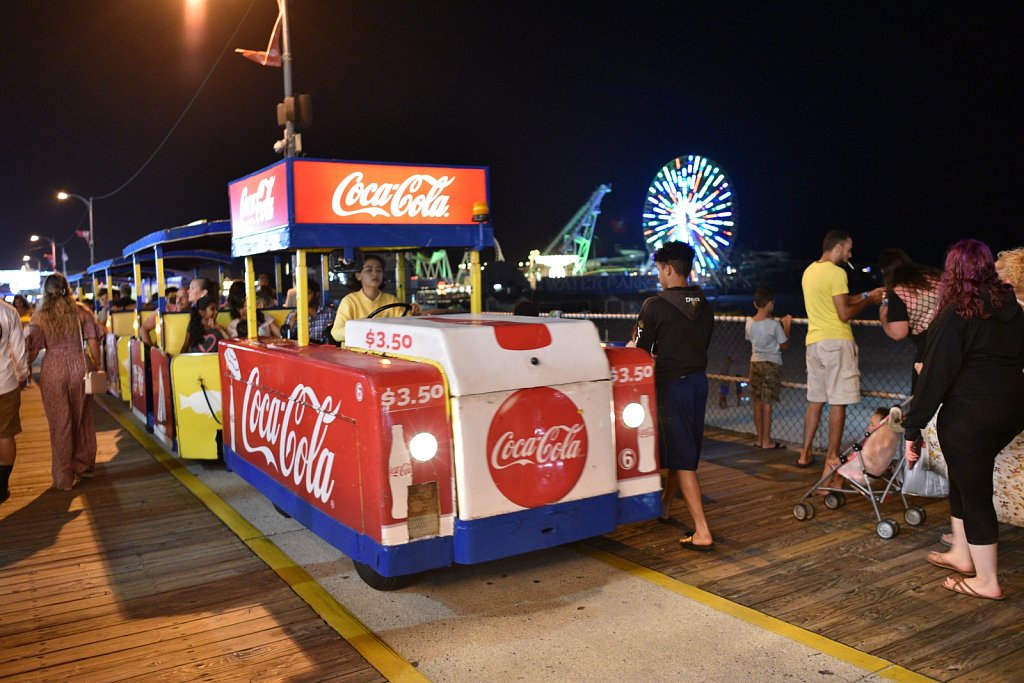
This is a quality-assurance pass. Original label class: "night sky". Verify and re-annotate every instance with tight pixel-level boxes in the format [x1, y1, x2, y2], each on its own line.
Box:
[2, 1, 1020, 276]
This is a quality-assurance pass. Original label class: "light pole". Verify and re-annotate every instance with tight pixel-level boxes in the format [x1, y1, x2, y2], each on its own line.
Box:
[56, 191, 94, 266]
[30, 234, 58, 273]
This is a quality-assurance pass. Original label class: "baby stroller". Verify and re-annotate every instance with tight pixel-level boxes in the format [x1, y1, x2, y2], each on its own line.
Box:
[792, 399, 926, 539]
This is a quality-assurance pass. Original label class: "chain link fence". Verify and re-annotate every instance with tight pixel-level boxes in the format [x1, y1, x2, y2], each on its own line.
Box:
[555, 312, 913, 452]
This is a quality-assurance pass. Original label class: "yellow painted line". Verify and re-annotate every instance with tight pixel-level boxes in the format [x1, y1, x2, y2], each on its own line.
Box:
[574, 544, 935, 683]
[99, 397, 428, 683]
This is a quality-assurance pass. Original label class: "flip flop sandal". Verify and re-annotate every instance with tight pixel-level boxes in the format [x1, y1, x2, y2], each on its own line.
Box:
[795, 456, 817, 468]
[679, 534, 714, 551]
[764, 442, 786, 450]
[943, 575, 1004, 601]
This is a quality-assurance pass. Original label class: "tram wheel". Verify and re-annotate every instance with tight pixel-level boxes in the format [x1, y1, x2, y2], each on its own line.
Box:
[876, 519, 900, 539]
[793, 502, 815, 521]
[904, 507, 926, 526]
[353, 561, 414, 591]
[823, 492, 846, 510]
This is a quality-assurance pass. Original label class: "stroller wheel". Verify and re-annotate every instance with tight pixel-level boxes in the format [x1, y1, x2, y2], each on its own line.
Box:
[793, 502, 815, 521]
[823, 492, 846, 510]
[904, 506, 926, 526]
[876, 519, 900, 539]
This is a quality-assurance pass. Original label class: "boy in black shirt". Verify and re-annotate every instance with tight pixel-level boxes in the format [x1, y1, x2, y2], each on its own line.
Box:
[635, 242, 715, 550]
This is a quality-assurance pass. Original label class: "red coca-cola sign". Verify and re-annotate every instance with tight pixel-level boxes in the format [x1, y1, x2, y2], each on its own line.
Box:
[486, 387, 588, 508]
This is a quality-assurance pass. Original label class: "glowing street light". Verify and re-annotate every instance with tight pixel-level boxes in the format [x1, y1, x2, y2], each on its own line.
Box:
[30, 234, 58, 273]
[56, 191, 95, 266]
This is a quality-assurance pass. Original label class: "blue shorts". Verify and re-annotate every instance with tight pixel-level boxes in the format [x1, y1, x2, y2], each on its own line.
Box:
[657, 372, 708, 471]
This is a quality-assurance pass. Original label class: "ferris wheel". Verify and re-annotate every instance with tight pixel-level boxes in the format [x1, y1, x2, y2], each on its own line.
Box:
[642, 154, 736, 277]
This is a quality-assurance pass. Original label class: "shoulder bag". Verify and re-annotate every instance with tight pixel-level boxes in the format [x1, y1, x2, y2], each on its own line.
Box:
[79, 317, 107, 395]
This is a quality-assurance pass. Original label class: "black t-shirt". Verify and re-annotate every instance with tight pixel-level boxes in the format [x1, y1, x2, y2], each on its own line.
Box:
[903, 293, 1024, 440]
[635, 286, 715, 384]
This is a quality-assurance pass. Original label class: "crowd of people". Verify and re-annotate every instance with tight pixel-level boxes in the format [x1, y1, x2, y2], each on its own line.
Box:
[3, 241, 1023, 604]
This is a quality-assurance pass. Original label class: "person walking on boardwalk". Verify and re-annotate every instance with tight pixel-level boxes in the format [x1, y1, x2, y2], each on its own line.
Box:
[635, 241, 716, 550]
[0, 298, 29, 504]
[798, 230, 884, 482]
[903, 240, 1024, 601]
[27, 273, 105, 490]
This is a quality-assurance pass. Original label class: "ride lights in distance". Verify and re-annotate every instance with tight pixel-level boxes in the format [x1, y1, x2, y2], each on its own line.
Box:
[409, 432, 438, 462]
[621, 402, 646, 429]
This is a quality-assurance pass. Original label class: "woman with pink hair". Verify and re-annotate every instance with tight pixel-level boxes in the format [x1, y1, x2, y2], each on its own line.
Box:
[903, 240, 1024, 600]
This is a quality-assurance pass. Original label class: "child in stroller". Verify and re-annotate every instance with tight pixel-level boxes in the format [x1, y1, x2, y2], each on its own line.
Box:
[837, 408, 900, 485]
[794, 402, 926, 538]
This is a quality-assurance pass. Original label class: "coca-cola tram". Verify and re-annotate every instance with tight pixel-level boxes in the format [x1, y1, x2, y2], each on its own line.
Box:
[221, 158, 661, 588]
[87, 256, 153, 402]
[120, 221, 239, 457]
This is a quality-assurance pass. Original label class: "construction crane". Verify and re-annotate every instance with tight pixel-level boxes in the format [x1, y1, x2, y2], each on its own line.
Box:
[539, 184, 612, 276]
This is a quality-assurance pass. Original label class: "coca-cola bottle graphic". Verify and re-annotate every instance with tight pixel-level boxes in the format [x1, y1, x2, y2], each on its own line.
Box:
[388, 424, 413, 520]
[637, 394, 657, 473]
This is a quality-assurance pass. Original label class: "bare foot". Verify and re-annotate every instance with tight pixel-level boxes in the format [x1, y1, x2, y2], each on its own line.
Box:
[926, 550, 975, 576]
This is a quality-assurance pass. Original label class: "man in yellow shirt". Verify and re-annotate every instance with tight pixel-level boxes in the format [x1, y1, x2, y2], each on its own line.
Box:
[798, 230, 884, 476]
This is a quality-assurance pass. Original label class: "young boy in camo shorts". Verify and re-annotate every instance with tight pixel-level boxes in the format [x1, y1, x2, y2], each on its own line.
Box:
[745, 288, 791, 449]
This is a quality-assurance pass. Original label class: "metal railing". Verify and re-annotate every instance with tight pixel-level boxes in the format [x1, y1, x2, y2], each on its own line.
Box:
[557, 312, 913, 452]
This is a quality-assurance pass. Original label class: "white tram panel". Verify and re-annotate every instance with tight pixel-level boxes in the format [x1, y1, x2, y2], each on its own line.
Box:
[346, 314, 618, 519]
[345, 314, 611, 395]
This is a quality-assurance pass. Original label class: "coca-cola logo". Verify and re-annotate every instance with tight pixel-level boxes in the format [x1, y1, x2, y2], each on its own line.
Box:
[486, 387, 588, 508]
[239, 367, 338, 503]
[239, 175, 277, 224]
[331, 172, 454, 219]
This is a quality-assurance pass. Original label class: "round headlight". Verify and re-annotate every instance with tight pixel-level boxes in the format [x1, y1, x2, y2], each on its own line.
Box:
[621, 401, 645, 429]
[409, 432, 439, 462]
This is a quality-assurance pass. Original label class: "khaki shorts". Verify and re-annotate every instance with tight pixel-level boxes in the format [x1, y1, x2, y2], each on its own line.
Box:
[806, 338, 860, 405]
[749, 360, 782, 404]
[0, 388, 22, 438]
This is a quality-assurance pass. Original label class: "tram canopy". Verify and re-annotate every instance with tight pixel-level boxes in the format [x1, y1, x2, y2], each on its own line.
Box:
[122, 219, 234, 267]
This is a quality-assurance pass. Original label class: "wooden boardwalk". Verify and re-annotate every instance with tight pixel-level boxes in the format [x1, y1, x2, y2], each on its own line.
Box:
[5, 380, 1024, 682]
[0, 384, 386, 683]
[586, 430, 1024, 682]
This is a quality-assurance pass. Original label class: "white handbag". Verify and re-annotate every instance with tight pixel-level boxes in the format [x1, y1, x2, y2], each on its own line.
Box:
[79, 319, 107, 395]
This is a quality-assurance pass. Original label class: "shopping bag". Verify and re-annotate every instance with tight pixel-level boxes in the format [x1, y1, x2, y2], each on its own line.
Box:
[84, 370, 107, 395]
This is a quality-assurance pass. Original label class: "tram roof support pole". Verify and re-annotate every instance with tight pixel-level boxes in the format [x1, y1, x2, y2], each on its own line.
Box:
[132, 256, 143, 340]
[470, 250, 482, 314]
[319, 253, 330, 308]
[245, 257, 258, 341]
[395, 252, 407, 305]
[296, 249, 309, 346]
[154, 244, 166, 350]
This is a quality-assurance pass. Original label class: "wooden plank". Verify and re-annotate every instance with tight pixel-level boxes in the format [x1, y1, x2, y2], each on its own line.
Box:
[0, 386, 385, 683]
[585, 426, 1024, 681]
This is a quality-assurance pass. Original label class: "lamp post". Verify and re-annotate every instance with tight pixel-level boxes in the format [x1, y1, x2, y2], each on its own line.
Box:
[30, 234, 58, 273]
[56, 191, 94, 266]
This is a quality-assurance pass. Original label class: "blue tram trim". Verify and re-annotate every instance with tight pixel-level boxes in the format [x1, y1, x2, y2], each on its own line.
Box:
[617, 490, 661, 525]
[453, 492, 619, 564]
[224, 446, 452, 577]
[225, 445, 645, 576]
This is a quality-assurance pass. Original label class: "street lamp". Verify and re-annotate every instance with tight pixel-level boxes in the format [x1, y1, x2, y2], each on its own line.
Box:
[30, 234, 58, 273]
[56, 191, 94, 266]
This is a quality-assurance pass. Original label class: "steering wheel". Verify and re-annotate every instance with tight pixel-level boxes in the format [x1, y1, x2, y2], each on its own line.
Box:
[368, 302, 412, 318]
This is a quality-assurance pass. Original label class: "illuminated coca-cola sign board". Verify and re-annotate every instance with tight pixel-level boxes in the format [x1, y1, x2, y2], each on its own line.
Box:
[219, 340, 454, 545]
[228, 162, 290, 239]
[228, 159, 491, 256]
